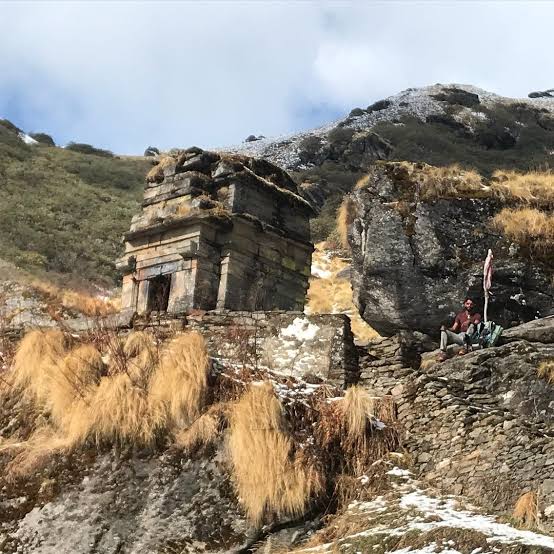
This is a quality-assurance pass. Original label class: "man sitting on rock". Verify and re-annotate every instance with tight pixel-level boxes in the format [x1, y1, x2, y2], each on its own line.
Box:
[438, 298, 482, 361]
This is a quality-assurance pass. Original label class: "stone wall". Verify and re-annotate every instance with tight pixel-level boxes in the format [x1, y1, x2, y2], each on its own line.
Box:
[358, 318, 554, 525]
[187, 311, 358, 387]
[136, 311, 358, 387]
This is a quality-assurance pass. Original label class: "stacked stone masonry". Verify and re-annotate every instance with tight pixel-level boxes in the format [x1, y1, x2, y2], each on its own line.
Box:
[358, 317, 554, 527]
[117, 148, 315, 314]
[135, 311, 359, 388]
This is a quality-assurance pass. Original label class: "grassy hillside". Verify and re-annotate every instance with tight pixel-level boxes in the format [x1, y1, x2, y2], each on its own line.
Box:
[0, 122, 150, 286]
[373, 101, 554, 176]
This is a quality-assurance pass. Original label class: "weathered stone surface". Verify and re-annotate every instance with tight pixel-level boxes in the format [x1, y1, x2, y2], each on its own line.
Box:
[4, 446, 254, 554]
[119, 148, 315, 315]
[357, 319, 554, 524]
[501, 315, 554, 344]
[349, 162, 554, 336]
[137, 311, 359, 387]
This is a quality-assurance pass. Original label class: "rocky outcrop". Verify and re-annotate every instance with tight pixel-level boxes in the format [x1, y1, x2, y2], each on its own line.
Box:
[2, 445, 253, 554]
[355, 317, 554, 528]
[348, 162, 554, 336]
[529, 89, 554, 99]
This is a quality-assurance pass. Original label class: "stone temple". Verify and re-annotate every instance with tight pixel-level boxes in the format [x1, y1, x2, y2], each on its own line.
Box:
[117, 147, 315, 314]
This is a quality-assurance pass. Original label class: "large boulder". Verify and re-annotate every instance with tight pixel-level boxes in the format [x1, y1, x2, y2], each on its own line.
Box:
[348, 162, 554, 336]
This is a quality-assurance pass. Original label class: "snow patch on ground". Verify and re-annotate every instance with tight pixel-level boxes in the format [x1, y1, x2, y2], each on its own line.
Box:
[311, 263, 332, 279]
[400, 489, 554, 549]
[18, 132, 38, 145]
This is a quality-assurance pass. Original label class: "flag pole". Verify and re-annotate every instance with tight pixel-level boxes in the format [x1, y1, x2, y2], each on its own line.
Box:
[483, 249, 493, 324]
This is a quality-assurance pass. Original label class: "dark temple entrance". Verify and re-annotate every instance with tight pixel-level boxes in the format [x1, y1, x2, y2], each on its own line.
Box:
[147, 274, 171, 312]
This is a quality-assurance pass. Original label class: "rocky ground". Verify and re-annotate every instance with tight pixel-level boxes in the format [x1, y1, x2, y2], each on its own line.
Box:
[292, 469, 554, 554]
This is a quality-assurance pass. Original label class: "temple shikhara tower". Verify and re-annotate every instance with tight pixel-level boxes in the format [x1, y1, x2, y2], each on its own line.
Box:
[117, 147, 315, 314]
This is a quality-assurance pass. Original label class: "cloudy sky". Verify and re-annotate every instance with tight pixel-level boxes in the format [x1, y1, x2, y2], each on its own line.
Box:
[1, 1, 553, 154]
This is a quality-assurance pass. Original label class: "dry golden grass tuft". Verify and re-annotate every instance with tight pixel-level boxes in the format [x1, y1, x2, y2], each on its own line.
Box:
[174, 404, 227, 452]
[7, 329, 210, 452]
[149, 332, 209, 428]
[2, 427, 72, 482]
[492, 208, 554, 251]
[491, 169, 554, 205]
[86, 373, 155, 445]
[47, 344, 104, 430]
[537, 359, 554, 384]
[342, 385, 376, 448]
[336, 197, 356, 250]
[316, 387, 398, 477]
[11, 329, 66, 404]
[355, 162, 485, 200]
[416, 164, 485, 200]
[307, 244, 379, 343]
[228, 382, 322, 524]
[122, 331, 158, 386]
[146, 155, 175, 183]
[30, 279, 119, 317]
[513, 491, 539, 529]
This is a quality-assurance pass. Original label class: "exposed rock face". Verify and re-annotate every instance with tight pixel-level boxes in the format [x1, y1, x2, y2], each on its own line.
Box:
[349, 162, 554, 336]
[2, 446, 253, 554]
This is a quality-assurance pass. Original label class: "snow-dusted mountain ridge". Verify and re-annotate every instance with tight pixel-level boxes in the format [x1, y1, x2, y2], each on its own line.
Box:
[220, 83, 554, 171]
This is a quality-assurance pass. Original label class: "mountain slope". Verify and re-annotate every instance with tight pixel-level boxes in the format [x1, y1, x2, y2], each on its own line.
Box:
[2, 83, 554, 284]
[0, 120, 150, 286]
[226, 83, 554, 174]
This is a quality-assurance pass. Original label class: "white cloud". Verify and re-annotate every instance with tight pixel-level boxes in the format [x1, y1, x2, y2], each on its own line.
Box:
[0, 1, 553, 154]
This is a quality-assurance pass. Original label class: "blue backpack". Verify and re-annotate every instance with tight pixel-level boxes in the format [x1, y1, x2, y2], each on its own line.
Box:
[468, 321, 503, 348]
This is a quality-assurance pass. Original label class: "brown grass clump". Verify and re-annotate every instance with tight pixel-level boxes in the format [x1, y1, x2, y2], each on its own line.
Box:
[537, 359, 554, 384]
[149, 332, 209, 428]
[29, 279, 119, 317]
[491, 169, 554, 205]
[356, 163, 485, 200]
[122, 331, 158, 386]
[146, 155, 175, 183]
[336, 197, 356, 250]
[85, 373, 155, 445]
[174, 404, 227, 452]
[492, 208, 554, 251]
[493, 208, 554, 251]
[307, 244, 379, 343]
[7, 328, 211, 450]
[47, 344, 104, 430]
[342, 386, 376, 448]
[417, 164, 485, 200]
[228, 382, 321, 524]
[2, 427, 72, 481]
[513, 491, 539, 529]
[316, 387, 398, 476]
[11, 329, 66, 404]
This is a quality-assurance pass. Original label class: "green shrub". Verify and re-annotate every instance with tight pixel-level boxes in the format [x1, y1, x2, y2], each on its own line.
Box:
[65, 142, 114, 158]
[30, 133, 55, 146]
